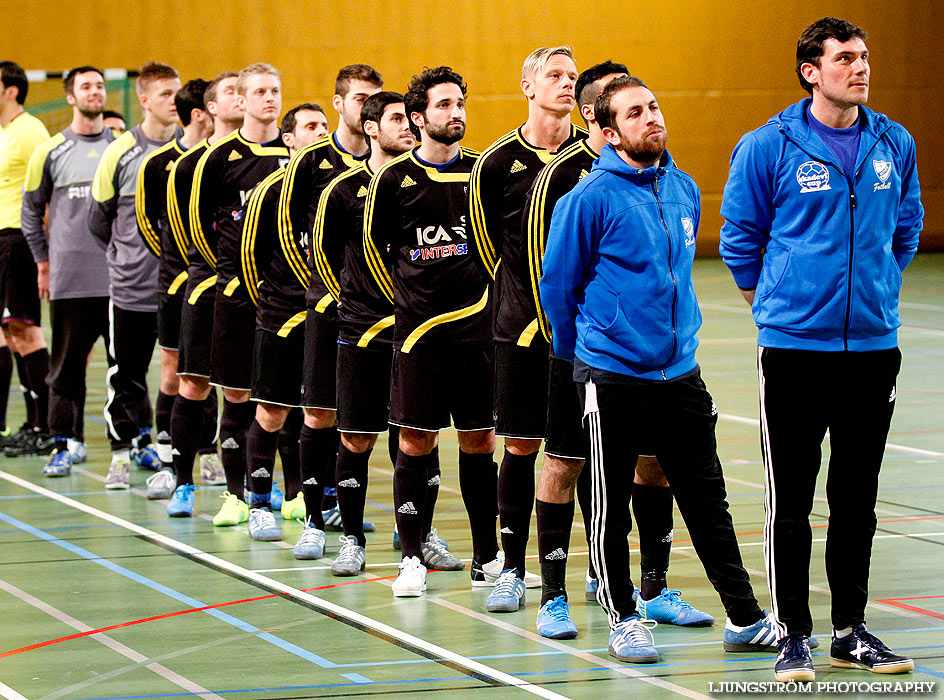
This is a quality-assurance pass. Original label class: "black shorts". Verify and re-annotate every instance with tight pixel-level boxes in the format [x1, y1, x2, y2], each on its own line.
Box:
[389, 342, 494, 432]
[494, 340, 550, 440]
[301, 310, 339, 410]
[177, 277, 216, 378]
[157, 289, 184, 351]
[0, 231, 41, 327]
[210, 292, 256, 391]
[251, 327, 304, 407]
[337, 342, 392, 434]
[545, 354, 586, 460]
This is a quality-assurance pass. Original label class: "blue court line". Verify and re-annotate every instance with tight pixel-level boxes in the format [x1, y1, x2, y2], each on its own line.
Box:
[914, 665, 944, 679]
[0, 509, 337, 668]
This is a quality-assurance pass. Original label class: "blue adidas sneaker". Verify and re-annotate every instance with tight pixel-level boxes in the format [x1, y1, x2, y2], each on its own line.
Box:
[585, 573, 599, 602]
[634, 588, 715, 627]
[609, 615, 659, 663]
[132, 444, 161, 471]
[270, 481, 284, 511]
[486, 570, 526, 612]
[43, 449, 72, 477]
[167, 484, 196, 517]
[536, 595, 578, 639]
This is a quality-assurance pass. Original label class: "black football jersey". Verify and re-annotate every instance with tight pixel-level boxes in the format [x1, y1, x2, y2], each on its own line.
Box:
[523, 139, 597, 344]
[189, 129, 288, 302]
[136, 138, 187, 293]
[168, 140, 211, 285]
[313, 162, 393, 346]
[363, 147, 489, 352]
[278, 133, 368, 311]
[468, 124, 585, 346]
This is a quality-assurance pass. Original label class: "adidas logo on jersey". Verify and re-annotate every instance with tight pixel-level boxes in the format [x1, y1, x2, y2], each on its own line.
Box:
[302, 477, 318, 485]
[427, 474, 441, 486]
[509, 159, 527, 174]
[544, 548, 567, 561]
[250, 467, 270, 478]
[500, 526, 514, 534]
[397, 501, 418, 515]
[87, 149, 99, 158]
[228, 150, 242, 161]
[338, 478, 361, 488]
[221, 437, 240, 449]
[356, 185, 368, 198]
[318, 159, 332, 169]
[401, 175, 417, 188]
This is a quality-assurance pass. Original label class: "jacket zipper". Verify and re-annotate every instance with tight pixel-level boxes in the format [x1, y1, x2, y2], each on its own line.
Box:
[653, 175, 677, 380]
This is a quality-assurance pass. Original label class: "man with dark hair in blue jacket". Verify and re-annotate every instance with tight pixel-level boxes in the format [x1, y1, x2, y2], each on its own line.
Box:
[541, 75, 774, 666]
[720, 17, 921, 684]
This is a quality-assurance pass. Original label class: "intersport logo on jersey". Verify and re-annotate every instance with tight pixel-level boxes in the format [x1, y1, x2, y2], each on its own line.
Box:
[411, 220, 468, 261]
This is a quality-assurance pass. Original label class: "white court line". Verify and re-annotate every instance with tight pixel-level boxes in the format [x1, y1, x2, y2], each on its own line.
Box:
[720, 413, 944, 458]
[0, 681, 28, 700]
[0, 470, 570, 700]
[0, 578, 223, 700]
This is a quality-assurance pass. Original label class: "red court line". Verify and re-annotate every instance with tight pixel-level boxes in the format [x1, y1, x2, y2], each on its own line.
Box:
[875, 596, 944, 621]
[0, 575, 397, 659]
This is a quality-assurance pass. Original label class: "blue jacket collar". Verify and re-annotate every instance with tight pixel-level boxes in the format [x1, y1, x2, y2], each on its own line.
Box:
[594, 143, 673, 183]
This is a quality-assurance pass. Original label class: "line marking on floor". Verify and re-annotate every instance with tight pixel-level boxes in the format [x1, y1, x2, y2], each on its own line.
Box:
[0, 577, 223, 700]
[0, 469, 573, 700]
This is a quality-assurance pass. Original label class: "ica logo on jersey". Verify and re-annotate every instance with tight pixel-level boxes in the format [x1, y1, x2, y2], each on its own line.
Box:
[410, 216, 468, 261]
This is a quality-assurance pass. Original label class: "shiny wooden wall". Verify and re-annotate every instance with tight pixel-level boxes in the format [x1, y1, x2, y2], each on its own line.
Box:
[17, 1, 943, 253]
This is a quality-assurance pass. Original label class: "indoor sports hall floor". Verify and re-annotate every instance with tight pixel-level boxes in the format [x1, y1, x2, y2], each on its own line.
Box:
[1, 255, 942, 700]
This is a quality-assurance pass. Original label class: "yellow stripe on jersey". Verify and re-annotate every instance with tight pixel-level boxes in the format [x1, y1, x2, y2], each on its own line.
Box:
[240, 168, 284, 307]
[516, 319, 541, 347]
[278, 140, 327, 291]
[190, 133, 241, 270]
[223, 277, 240, 296]
[408, 152, 474, 183]
[468, 130, 517, 277]
[135, 140, 179, 258]
[167, 271, 188, 295]
[91, 130, 136, 204]
[527, 140, 592, 344]
[401, 288, 488, 354]
[165, 146, 202, 268]
[312, 165, 365, 302]
[277, 311, 307, 338]
[188, 275, 217, 304]
[362, 153, 411, 303]
[357, 315, 395, 348]
[313, 293, 335, 313]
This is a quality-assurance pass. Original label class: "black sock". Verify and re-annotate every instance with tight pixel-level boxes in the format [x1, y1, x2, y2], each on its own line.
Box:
[320, 428, 340, 510]
[247, 419, 279, 507]
[422, 446, 441, 538]
[575, 461, 597, 581]
[394, 449, 429, 560]
[498, 449, 537, 576]
[536, 499, 575, 605]
[386, 424, 399, 466]
[299, 425, 336, 529]
[458, 451, 498, 564]
[633, 482, 673, 600]
[155, 391, 175, 468]
[278, 408, 303, 498]
[0, 345, 12, 431]
[13, 353, 35, 427]
[22, 348, 50, 431]
[336, 444, 371, 546]
[220, 399, 253, 495]
[199, 390, 219, 451]
[171, 395, 204, 486]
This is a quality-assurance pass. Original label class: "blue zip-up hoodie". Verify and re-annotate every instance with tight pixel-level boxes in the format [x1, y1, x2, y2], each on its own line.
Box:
[540, 145, 702, 380]
[720, 98, 923, 351]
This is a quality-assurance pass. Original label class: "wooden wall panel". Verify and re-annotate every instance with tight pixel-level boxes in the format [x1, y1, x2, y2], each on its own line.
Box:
[15, 0, 943, 253]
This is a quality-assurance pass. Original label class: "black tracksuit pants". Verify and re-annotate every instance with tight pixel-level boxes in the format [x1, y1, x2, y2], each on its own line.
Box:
[759, 346, 901, 636]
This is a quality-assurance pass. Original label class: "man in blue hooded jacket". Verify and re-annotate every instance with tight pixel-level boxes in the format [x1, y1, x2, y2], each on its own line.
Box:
[720, 17, 921, 683]
[541, 75, 775, 665]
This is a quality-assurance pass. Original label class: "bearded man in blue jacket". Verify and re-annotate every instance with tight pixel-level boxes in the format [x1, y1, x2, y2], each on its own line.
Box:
[541, 75, 776, 666]
[720, 17, 921, 683]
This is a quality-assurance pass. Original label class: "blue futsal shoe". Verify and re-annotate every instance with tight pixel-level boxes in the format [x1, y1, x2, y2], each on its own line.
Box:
[43, 449, 72, 477]
[634, 588, 715, 627]
[167, 484, 196, 517]
[608, 615, 659, 663]
[536, 595, 578, 639]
